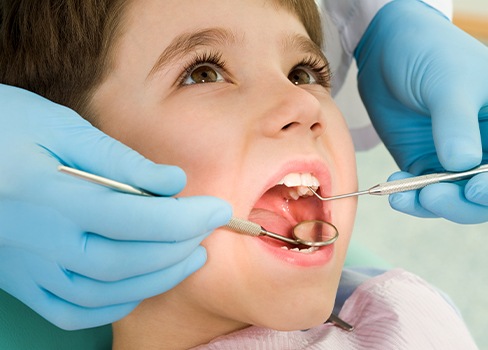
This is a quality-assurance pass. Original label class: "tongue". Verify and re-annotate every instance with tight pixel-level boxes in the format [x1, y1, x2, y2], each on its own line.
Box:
[248, 208, 294, 236]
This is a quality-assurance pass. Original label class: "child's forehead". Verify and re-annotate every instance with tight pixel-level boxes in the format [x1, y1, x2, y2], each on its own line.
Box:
[122, 0, 322, 48]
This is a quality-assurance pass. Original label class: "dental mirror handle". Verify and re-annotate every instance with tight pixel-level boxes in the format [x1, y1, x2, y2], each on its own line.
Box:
[311, 164, 488, 201]
[225, 217, 300, 245]
[57, 166, 300, 245]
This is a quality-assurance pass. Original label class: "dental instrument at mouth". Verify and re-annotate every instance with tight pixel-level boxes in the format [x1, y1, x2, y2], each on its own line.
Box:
[58, 165, 352, 331]
[57, 166, 339, 248]
[308, 164, 488, 201]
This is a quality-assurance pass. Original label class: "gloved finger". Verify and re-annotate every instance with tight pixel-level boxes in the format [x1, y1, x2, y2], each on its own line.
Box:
[0, 246, 137, 330]
[387, 171, 438, 218]
[406, 153, 444, 176]
[419, 183, 488, 224]
[51, 179, 232, 241]
[28, 96, 187, 196]
[33, 291, 139, 330]
[41, 246, 207, 308]
[30, 166, 232, 242]
[31, 289, 139, 330]
[6, 284, 139, 330]
[428, 91, 482, 171]
[65, 234, 205, 281]
[480, 105, 488, 161]
[464, 173, 488, 206]
[57, 113, 186, 196]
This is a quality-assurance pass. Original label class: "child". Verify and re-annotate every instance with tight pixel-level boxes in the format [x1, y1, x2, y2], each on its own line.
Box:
[0, 0, 478, 349]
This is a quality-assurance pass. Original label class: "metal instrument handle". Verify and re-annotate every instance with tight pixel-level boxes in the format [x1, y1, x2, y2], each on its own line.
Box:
[371, 164, 488, 196]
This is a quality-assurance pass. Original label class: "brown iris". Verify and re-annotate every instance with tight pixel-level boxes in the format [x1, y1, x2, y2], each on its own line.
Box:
[190, 65, 219, 83]
[288, 68, 312, 85]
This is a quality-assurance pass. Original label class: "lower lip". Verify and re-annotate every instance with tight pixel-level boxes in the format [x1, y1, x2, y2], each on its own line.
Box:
[255, 237, 335, 267]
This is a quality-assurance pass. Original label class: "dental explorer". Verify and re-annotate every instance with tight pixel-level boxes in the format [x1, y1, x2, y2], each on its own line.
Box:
[308, 164, 488, 201]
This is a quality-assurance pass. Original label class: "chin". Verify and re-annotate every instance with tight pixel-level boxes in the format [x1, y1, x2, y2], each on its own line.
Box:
[267, 309, 332, 332]
[254, 292, 335, 332]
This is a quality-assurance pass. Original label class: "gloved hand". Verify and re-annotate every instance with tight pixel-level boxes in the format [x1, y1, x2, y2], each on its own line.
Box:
[0, 84, 232, 330]
[355, 0, 488, 224]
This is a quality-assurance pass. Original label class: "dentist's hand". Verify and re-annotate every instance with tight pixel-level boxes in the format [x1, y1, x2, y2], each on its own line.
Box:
[355, 0, 488, 224]
[0, 84, 232, 330]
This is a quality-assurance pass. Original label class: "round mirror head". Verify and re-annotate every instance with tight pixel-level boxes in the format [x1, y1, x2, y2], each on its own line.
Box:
[292, 220, 339, 247]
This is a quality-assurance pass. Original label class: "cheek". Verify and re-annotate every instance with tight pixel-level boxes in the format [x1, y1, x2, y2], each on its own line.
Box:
[191, 230, 341, 330]
[324, 108, 357, 190]
[322, 106, 358, 258]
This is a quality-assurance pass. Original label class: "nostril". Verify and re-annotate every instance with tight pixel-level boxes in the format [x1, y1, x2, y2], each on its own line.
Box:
[281, 121, 323, 133]
[310, 122, 323, 134]
[281, 122, 299, 131]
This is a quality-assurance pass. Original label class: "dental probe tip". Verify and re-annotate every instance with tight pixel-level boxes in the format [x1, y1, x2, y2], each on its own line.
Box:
[307, 187, 368, 201]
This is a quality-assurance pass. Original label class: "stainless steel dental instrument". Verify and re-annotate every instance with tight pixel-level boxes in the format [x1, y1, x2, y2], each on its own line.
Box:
[58, 165, 339, 247]
[326, 313, 354, 331]
[226, 218, 338, 247]
[308, 164, 488, 201]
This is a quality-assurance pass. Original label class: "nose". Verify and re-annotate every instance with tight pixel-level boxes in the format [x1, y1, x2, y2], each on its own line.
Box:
[257, 82, 326, 139]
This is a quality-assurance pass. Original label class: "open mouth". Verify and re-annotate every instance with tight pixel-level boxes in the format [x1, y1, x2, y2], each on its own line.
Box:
[248, 172, 328, 250]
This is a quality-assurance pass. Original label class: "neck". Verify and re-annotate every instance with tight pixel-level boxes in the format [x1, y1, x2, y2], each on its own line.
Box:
[112, 289, 248, 350]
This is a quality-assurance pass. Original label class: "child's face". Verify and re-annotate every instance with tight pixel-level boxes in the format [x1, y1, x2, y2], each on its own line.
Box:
[93, 0, 357, 335]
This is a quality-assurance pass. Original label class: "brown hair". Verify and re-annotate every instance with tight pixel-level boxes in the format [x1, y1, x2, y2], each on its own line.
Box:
[0, 0, 323, 119]
[272, 0, 324, 49]
[0, 0, 128, 118]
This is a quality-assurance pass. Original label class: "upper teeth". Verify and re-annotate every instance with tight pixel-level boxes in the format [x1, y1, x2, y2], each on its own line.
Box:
[277, 173, 320, 200]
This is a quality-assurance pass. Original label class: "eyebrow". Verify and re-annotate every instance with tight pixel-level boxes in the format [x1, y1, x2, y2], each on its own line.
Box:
[147, 27, 240, 79]
[281, 33, 328, 65]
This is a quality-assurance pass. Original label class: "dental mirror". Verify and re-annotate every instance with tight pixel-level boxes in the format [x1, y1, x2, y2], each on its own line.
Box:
[226, 217, 339, 247]
[293, 220, 339, 246]
[58, 165, 339, 247]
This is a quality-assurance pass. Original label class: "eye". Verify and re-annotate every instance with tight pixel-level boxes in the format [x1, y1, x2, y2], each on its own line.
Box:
[288, 67, 317, 85]
[182, 64, 225, 85]
[178, 52, 227, 86]
[288, 56, 331, 89]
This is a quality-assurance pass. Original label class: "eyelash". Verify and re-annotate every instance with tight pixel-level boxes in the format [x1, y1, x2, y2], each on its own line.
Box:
[177, 51, 226, 86]
[293, 56, 332, 89]
[177, 51, 331, 88]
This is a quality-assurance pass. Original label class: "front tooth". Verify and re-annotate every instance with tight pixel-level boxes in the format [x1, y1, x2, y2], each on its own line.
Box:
[311, 176, 320, 187]
[283, 173, 302, 187]
[279, 173, 320, 187]
[301, 173, 312, 186]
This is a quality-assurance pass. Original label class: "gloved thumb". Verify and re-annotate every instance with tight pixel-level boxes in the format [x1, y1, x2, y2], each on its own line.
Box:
[42, 103, 187, 196]
[428, 90, 482, 172]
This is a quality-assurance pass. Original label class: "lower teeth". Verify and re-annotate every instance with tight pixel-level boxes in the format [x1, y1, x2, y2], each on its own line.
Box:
[281, 246, 318, 254]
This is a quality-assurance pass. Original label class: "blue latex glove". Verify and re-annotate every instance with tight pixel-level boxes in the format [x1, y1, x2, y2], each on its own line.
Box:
[355, 0, 488, 224]
[0, 84, 232, 330]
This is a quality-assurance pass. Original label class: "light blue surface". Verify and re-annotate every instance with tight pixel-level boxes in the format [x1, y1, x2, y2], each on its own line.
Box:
[354, 144, 488, 349]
